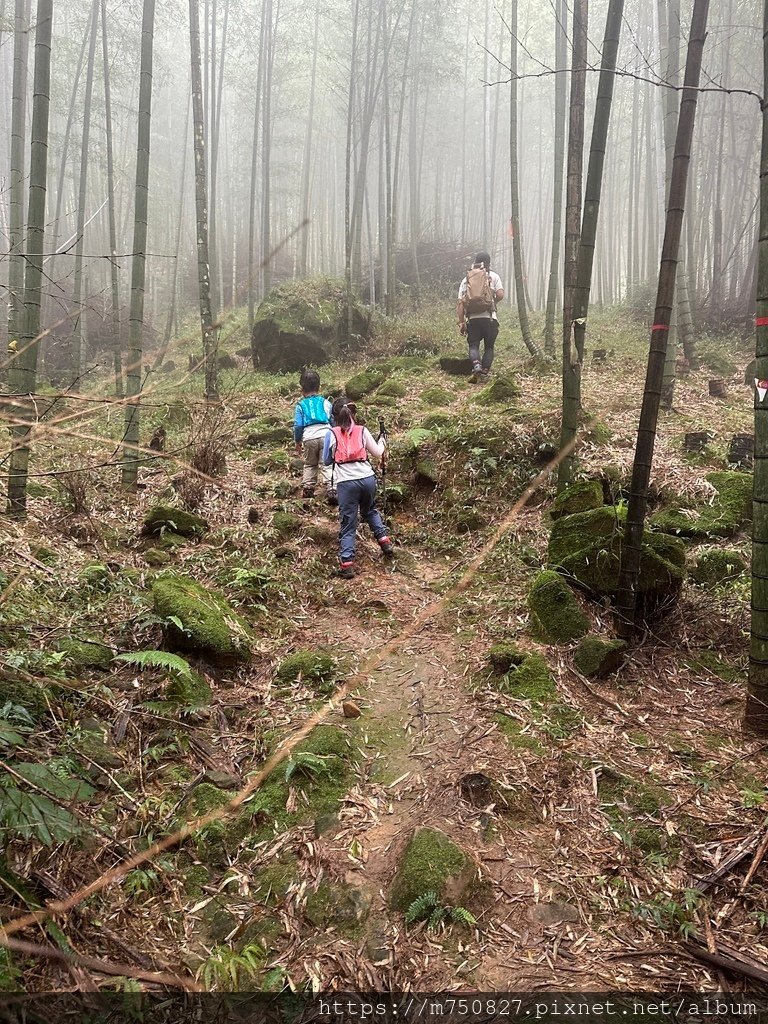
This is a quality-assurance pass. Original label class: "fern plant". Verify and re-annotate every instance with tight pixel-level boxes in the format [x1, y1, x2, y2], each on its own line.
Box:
[196, 944, 265, 990]
[0, 761, 94, 845]
[115, 650, 194, 681]
[405, 891, 476, 931]
[284, 751, 333, 784]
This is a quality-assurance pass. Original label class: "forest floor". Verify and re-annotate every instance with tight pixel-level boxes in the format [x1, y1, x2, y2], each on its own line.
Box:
[0, 302, 767, 995]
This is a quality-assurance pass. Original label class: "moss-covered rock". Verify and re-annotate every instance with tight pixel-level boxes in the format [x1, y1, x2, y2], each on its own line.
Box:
[421, 386, 452, 407]
[183, 864, 211, 899]
[143, 505, 208, 539]
[251, 278, 372, 371]
[0, 675, 51, 720]
[345, 368, 387, 400]
[79, 562, 113, 593]
[573, 636, 627, 678]
[57, 638, 113, 670]
[421, 412, 452, 430]
[488, 643, 526, 675]
[276, 650, 337, 694]
[377, 379, 407, 398]
[584, 419, 614, 445]
[183, 783, 254, 863]
[158, 531, 188, 550]
[527, 570, 589, 643]
[253, 859, 298, 907]
[304, 881, 367, 930]
[166, 670, 212, 707]
[246, 426, 289, 445]
[549, 505, 686, 614]
[389, 827, 471, 911]
[690, 548, 747, 586]
[493, 652, 556, 702]
[144, 547, 172, 567]
[473, 374, 519, 405]
[272, 511, 300, 538]
[650, 471, 752, 539]
[152, 575, 253, 663]
[550, 479, 603, 520]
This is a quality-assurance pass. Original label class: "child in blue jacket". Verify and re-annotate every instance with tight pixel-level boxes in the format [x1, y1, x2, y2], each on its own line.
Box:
[294, 370, 332, 500]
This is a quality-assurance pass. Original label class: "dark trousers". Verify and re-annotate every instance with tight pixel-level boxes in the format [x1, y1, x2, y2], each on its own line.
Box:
[467, 318, 499, 370]
[337, 476, 387, 563]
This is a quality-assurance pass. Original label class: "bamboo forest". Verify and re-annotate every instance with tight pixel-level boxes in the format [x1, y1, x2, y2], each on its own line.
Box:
[2, 0, 768, 1008]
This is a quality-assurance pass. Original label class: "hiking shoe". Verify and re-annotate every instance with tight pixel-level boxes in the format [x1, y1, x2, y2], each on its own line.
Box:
[337, 562, 355, 580]
[327, 489, 339, 507]
[470, 363, 484, 383]
[302, 487, 315, 499]
[379, 536, 395, 559]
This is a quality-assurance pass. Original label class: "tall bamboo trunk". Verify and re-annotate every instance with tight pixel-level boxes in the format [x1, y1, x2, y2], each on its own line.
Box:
[7, 0, 30, 345]
[120, 0, 155, 489]
[71, 0, 99, 381]
[101, 0, 123, 396]
[298, 4, 320, 279]
[188, 0, 218, 401]
[563, 0, 625, 471]
[6, 0, 52, 517]
[246, 0, 266, 335]
[615, 0, 711, 635]
[556, 0, 588, 491]
[660, 0, 682, 408]
[544, 0, 567, 357]
[509, 0, 540, 357]
[746, 0, 768, 733]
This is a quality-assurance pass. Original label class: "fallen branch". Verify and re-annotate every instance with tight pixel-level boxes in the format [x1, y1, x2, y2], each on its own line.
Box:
[683, 933, 768, 985]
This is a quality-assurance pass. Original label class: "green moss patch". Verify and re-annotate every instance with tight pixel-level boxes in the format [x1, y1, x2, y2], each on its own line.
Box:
[56, 638, 113, 670]
[272, 511, 300, 539]
[473, 374, 519, 405]
[598, 768, 672, 857]
[166, 670, 212, 707]
[346, 368, 386, 400]
[550, 479, 603, 520]
[276, 650, 338, 695]
[304, 881, 367, 932]
[650, 472, 752, 539]
[690, 547, 746, 586]
[548, 505, 685, 615]
[144, 547, 172, 567]
[389, 827, 471, 911]
[573, 636, 627, 678]
[377, 379, 407, 398]
[142, 505, 208, 539]
[527, 570, 589, 644]
[253, 859, 298, 907]
[420, 386, 453, 407]
[152, 575, 253, 663]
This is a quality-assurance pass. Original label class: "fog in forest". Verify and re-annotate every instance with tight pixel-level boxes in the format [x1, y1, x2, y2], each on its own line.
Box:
[0, 0, 762, 369]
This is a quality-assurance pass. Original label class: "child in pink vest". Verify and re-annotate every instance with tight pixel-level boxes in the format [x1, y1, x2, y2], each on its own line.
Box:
[323, 398, 394, 579]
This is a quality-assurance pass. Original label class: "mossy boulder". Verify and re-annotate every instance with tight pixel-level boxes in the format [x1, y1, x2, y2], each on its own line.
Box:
[488, 643, 525, 675]
[57, 638, 113, 670]
[246, 426, 289, 445]
[421, 386, 452, 407]
[0, 675, 51, 720]
[650, 471, 752, 539]
[527, 570, 589, 644]
[492, 651, 556, 703]
[690, 548, 747, 586]
[253, 859, 298, 907]
[272, 511, 300, 539]
[304, 882, 367, 930]
[345, 368, 387, 400]
[144, 547, 172, 567]
[251, 278, 372, 371]
[473, 374, 519, 405]
[151, 575, 253, 663]
[549, 505, 686, 614]
[550, 479, 603, 520]
[142, 505, 208, 539]
[573, 636, 627, 678]
[420, 412, 451, 431]
[276, 650, 337, 694]
[79, 562, 113, 593]
[376, 379, 407, 398]
[158, 531, 188, 550]
[389, 827, 472, 911]
[183, 783, 254, 863]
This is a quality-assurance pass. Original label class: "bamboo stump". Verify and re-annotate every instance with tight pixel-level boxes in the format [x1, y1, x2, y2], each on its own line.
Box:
[684, 431, 710, 452]
[728, 433, 754, 469]
[708, 379, 727, 398]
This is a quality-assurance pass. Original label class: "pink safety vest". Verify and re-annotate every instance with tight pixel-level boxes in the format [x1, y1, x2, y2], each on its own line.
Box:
[332, 425, 368, 464]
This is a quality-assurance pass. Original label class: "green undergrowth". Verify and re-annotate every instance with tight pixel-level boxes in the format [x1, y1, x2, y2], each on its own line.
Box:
[597, 766, 675, 861]
[485, 644, 582, 741]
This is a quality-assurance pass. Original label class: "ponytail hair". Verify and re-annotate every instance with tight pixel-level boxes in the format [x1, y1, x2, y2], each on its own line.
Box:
[331, 396, 357, 430]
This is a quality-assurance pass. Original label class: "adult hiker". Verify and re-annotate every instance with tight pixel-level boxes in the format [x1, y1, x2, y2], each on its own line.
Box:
[293, 369, 333, 501]
[323, 397, 394, 579]
[457, 251, 504, 383]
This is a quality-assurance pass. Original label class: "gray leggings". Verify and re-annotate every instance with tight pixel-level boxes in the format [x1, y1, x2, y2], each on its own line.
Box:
[467, 318, 499, 369]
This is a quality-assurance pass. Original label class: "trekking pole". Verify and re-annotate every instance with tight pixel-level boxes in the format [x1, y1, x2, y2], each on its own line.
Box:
[378, 418, 388, 518]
